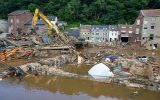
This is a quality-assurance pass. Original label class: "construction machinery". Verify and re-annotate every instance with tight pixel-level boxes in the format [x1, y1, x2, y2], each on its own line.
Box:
[0, 47, 22, 61]
[32, 9, 69, 44]
[32, 9, 84, 64]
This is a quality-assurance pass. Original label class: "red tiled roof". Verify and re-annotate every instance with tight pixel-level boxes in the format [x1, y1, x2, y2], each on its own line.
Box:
[141, 9, 160, 17]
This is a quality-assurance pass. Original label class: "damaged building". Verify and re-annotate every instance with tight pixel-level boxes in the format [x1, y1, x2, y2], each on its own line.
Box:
[135, 9, 160, 49]
[118, 24, 133, 43]
[8, 10, 33, 35]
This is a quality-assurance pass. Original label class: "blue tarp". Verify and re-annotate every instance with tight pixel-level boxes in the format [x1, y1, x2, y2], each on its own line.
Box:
[104, 54, 118, 62]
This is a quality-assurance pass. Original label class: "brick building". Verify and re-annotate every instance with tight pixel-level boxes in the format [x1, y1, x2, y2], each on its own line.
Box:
[118, 24, 133, 43]
[8, 10, 33, 35]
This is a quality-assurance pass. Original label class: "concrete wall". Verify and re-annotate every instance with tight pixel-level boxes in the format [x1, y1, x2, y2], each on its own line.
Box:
[141, 16, 160, 49]
[79, 25, 91, 41]
[0, 20, 8, 33]
[108, 31, 119, 42]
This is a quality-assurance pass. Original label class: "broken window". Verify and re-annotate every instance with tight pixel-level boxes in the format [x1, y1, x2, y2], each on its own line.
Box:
[154, 44, 157, 48]
[151, 26, 154, 29]
[149, 34, 154, 40]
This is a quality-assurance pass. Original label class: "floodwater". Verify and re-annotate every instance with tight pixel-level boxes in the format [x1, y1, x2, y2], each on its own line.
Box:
[0, 76, 160, 100]
[0, 58, 160, 100]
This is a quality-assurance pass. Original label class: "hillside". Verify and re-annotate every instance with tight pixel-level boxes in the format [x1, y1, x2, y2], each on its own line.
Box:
[0, 0, 160, 26]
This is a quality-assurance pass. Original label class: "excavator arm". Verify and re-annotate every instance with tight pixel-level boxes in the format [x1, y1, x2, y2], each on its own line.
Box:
[32, 9, 68, 44]
[0, 47, 22, 61]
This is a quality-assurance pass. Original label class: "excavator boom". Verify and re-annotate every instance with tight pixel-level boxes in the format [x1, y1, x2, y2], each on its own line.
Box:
[0, 47, 22, 61]
[32, 9, 68, 44]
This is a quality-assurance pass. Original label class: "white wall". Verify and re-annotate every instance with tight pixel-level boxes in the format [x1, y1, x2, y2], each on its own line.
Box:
[108, 31, 119, 42]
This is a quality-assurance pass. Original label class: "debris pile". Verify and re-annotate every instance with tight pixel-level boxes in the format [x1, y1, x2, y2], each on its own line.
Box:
[18, 55, 77, 77]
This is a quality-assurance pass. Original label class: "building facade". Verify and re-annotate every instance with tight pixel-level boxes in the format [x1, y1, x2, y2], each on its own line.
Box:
[8, 10, 33, 35]
[0, 20, 8, 33]
[79, 25, 91, 41]
[118, 24, 133, 43]
[79, 25, 109, 43]
[108, 25, 119, 42]
[137, 9, 160, 49]
[90, 25, 109, 42]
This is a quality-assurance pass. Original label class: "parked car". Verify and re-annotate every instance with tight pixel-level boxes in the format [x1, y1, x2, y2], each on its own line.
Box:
[136, 56, 149, 63]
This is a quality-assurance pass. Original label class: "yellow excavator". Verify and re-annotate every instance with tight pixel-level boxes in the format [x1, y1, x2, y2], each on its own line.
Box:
[32, 9, 84, 64]
[32, 9, 68, 44]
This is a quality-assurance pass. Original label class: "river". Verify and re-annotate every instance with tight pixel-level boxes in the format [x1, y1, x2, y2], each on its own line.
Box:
[0, 75, 160, 100]
[1, 61, 160, 100]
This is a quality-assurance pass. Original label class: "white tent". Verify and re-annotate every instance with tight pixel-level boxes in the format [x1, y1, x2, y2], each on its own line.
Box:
[88, 63, 114, 79]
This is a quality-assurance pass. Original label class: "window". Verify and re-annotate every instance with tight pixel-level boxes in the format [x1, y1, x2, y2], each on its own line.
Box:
[122, 27, 126, 28]
[152, 18, 156, 21]
[87, 37, 90, 40]
[143, 37, 145, 40]
[149, 34, 154, 40]
[137, 19, 140, 25]
[96, 33, 99, 35]
[129, 31, 132, 34]
[136, 28, 139, 34]
[150, 44, 152, 47]
[121, 30, 126, 33]
[11, 19, 13, 23]
[144, 27, 147, 29]
[129, 27, 132, 29]
[96, 37, 99, 40]
[144, 21, 148, 24]
[151, 26, 154, 29]
[16, 19, 19, 23]
[112, 33, 114, 35]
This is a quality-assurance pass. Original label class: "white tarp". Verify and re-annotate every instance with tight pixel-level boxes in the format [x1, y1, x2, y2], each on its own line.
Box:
[88, 63, 114, 79]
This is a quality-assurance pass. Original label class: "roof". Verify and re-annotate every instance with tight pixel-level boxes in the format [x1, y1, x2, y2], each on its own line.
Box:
[141, 9, 160, 17]
[68, 29, 80, 38]
[47, 16, 56, 21]
[24, 19, 45, 25]
[8, 10, 30, 16]
[109, 25, 118, 31]
[118, 24, 133, 27]
[91, 25, 109, 30]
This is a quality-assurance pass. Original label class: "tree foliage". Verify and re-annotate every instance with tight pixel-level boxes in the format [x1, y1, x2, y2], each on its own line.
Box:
[0, 0, 159, 25]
